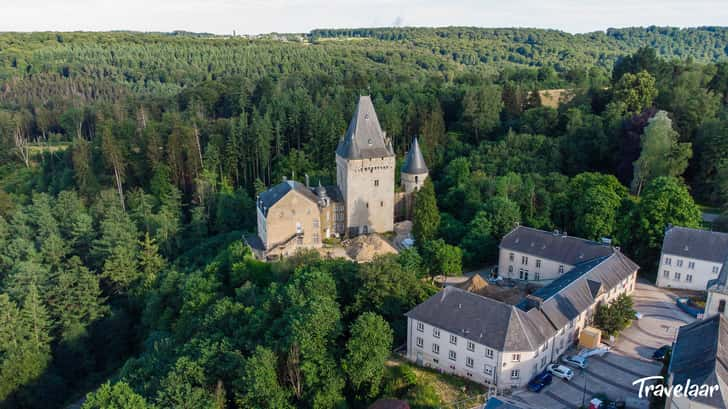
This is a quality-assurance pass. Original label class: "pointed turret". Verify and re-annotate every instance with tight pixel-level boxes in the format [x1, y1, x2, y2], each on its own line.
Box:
[336, 96, 394, 160]
[401, 137, 429, 193]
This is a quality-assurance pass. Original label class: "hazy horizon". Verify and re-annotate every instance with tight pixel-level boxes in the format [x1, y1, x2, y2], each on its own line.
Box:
[4, 0, 728, 35]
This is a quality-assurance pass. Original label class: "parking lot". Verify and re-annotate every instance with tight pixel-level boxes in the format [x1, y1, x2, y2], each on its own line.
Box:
[510, 281, 695, 409]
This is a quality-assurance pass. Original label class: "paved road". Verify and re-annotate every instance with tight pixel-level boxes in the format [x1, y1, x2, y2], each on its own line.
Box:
[512, 281, 695, 409]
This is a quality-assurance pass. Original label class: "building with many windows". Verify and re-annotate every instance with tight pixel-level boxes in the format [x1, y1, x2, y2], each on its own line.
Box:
[406, 250, 638, 390]
[655, 226, 728, 291]
[248, 96, 428, 259]
[497, 226, 616, 285]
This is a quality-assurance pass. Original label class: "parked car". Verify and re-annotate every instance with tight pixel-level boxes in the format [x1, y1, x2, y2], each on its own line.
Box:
[547, 364, 574, 381]
[652, 345, 671, 361]
[561, 354, 587, 369]
[527, 370, 553, 392]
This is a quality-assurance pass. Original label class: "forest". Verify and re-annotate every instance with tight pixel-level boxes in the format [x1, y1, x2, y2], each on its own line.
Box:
[0, 26, 727, 408]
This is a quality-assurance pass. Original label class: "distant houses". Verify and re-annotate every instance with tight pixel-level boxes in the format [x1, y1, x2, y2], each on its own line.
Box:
[655, 226, 728, 291]
[405, 226, 638, 390]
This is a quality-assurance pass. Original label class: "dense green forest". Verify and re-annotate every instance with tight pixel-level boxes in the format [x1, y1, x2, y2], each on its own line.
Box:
[0, 27, 727, 408]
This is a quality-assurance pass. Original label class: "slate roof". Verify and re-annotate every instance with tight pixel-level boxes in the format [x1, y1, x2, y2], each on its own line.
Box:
[336, 96, 394, 160]
[669, 314, 728, 407]
[708, 255, 728, 294]
[407, 248, 639, 354]
[517, 252, 639, 337]
[257, 180, 319, 216]
[402, 137, 428, 174]
[406, 286, 547, 352]
[662, 226, 728, 263]
[500, 226, 614, 266]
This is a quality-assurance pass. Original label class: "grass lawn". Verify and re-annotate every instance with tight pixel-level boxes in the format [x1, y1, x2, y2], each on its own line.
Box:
[387, 356, 487, 405]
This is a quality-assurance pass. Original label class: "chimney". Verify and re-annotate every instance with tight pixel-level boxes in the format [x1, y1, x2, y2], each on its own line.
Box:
[305, 173, 310, 188]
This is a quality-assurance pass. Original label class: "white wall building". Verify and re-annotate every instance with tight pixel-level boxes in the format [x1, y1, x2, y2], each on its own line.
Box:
[655, 226, 728, 291]
[497, 226, 615, 285]
[406, 251, 638, 390]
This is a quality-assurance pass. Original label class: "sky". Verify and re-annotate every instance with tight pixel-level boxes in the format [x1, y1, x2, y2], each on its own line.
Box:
[3, 0, 728, 35]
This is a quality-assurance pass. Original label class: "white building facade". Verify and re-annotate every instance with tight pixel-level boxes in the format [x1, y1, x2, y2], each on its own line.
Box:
[655, 226, 728, 291]
[406, 251, 638, 390]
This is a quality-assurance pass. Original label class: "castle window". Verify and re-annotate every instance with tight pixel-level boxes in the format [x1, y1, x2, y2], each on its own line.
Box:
[313, 233, 320, 244]
[313, 219, 319, 229]
[374, 180, 379, 187]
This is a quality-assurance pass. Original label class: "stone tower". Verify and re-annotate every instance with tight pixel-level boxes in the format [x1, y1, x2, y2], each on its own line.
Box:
[401, 137, 428, 193]
[336, 96, 395, 236]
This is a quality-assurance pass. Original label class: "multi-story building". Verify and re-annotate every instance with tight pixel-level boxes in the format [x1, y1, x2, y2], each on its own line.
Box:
[249, 95, 428, 259]
[406, 250, 638, 390]
[664, 314, 727, 409]
[497, 226, 615, 285]
[655, 226, 728, 291]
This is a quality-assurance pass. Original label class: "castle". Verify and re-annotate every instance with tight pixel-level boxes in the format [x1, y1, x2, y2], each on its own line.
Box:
[250, 96, 428, 259]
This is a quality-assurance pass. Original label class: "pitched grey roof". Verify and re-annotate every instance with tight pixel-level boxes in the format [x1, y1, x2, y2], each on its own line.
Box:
[406, 286, 547, 352]
[709, 255, 728, 294]
[518, 252, 639, 334]
[402, 137, 428, 175]
[669, 314, 728, 407]
[662, 226, 728, 263]
[500, 226, 614, 266]
[336, 96, 394, 160]
[257, 180, 318, 216]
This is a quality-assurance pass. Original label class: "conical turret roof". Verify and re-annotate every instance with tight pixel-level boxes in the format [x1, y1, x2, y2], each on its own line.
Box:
[402, 137, 428, 174]
[336, 96, 394, 160]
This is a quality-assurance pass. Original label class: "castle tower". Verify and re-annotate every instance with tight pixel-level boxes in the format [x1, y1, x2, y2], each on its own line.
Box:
[336, 96, 395, 236]
[401, 137, 428, 193]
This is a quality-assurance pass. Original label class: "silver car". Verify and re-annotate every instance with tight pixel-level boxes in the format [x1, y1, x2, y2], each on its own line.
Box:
[561, 354, 587, 369]
[547, 364, 574, 381]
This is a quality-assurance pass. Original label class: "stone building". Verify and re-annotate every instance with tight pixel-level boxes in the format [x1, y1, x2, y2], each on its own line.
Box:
[655, 226, 728, 291]
[406, 249, 638, 390]
[249, 95, 428, 259]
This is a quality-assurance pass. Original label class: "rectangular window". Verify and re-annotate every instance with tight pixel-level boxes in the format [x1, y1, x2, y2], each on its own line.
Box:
[416, 337, 423, 348]
[522, 256, 528, 265]
[296, 236, 304, 245]
[663, 270, 670, 278]
[677, 259, 683, 267]
[508, 265, 513, 273]
[380, 201, 383, 207]
[449, 350, 456, 361]
[313, 233, 320, 244]
[674, 272, 681, 281]
[467, 341, 475, 352]
[466, 357, 474, 368]
[432, 344, 439, 354]
[536, 259, 542, 268]
[541, 356, 547, 367]
[714, 266, 720, 274]
[509, 252, 514, 262]
[665, 257, 672, 266]
[433, 328, 440, 338]
[312, 219, 320, 228]
[535, 272, 540, 281]
[511, 369, 520, 379]
[485, 348, 494, 359]
[417, 322, 424, 332]
[686, 274, 693, 283]
[450, 335, 457, 345]
[484, 365, 493, 376]
[688, 261, 695, 269]
[559, 265, 564, 274]
[374, 180, 379, 187]
[512, 354, 521, 362]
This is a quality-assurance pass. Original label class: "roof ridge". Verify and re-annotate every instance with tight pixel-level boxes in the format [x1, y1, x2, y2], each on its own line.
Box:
[668, 225, 728, 237]
[446, 285, 516, 308]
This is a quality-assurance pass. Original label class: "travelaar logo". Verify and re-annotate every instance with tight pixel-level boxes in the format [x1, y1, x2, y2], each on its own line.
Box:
[632, 376, 719, 399]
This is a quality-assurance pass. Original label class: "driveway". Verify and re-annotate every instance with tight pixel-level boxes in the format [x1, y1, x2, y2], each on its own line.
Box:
[511, 281, 695, 409]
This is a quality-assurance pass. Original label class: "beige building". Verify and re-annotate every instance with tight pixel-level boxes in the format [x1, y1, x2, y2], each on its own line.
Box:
[250, 95, 428, 259]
